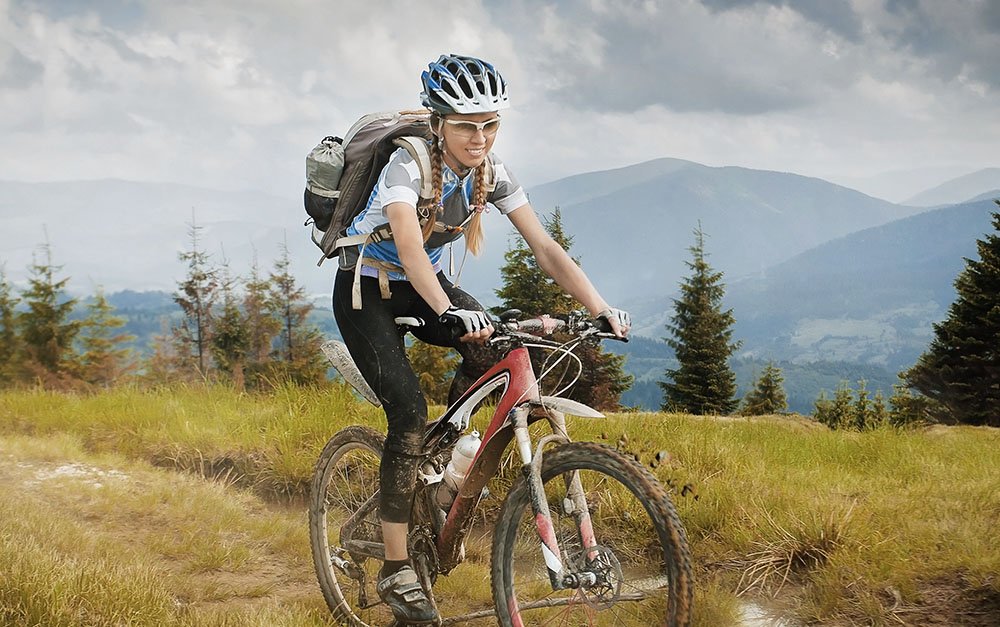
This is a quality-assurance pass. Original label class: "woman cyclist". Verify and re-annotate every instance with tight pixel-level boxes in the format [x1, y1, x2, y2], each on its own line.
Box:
[332, 53, 631, 625]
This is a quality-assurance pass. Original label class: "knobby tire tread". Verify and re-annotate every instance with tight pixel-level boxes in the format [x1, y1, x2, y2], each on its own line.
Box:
[309, 425, 385, 627]
[489, 441, 694, 627]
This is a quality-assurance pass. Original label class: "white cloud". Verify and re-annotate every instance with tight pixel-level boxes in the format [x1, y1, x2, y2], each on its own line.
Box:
[0, 0, 996, 194]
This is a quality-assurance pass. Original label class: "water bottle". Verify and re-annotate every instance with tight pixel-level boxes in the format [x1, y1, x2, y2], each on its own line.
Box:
[436, 430, 481, 509]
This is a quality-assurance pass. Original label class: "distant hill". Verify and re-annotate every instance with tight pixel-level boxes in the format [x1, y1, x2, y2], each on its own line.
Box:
[903, 168, 1000, 207]
[0, 178, 329, 300]
[518, 159, 924, 304]
[630, 198, 998, 373]
[833, 165, 977, 204]
[966, 189, 1000, 204]
[621, 198, 999, 410]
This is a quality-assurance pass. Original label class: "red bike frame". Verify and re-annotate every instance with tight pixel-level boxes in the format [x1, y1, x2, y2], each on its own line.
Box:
[422, 342, 604, 599]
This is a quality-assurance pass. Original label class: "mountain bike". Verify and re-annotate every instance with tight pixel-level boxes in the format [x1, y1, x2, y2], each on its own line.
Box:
[309, 311, 693, 626]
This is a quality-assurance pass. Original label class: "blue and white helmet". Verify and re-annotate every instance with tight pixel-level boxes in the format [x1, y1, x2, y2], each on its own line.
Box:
[420, 54, 510, 115]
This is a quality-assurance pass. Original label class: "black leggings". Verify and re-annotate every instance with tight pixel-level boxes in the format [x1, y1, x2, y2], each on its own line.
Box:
[333, 269, 493, 523]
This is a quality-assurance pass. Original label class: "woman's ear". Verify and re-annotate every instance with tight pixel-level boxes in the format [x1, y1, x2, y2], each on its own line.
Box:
[429, 114, 445, 151]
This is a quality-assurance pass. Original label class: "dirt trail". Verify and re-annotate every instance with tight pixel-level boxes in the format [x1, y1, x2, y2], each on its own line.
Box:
[0, 445, 324, 622]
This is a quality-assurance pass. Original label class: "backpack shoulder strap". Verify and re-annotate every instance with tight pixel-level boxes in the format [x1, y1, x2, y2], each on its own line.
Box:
[393, 136, 434, 200]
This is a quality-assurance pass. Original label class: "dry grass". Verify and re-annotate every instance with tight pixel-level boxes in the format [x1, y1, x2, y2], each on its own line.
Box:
[0, 432, 327, 627]
[729, 501, 851, 597]
[1, 388, 998, 626]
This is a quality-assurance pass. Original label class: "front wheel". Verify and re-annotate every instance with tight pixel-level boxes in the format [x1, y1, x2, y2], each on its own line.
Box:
[491, 442, 693, 626]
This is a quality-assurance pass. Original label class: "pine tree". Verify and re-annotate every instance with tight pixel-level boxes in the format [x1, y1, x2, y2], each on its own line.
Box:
[853, 379, 871, 430]
[173, 219, 218, 378]
[268, 241, 326, 385]
[17, 241, 80, 385]
[77, 289, 136, 387]
[142, 319, 182, 386]
[813, 391, 834, 428]
[494, 207, 576, 317]
[888, 377, 934, 427]
[0, 269, 19, 385]
[660, 224, 741, 414]
[871, 389, 889, 428]
[741, 362, 788, 415]
[570, 342, 633, 411]
[493, 208, 631, 410]
[407, 342, 460, 406]
[243, 255, 281, 389]
[905, 204, 1000, 426]
[211, 261, 249, 389]
[827, 383, 854, 429]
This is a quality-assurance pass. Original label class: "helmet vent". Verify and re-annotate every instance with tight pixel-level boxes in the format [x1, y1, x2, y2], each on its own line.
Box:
[420, 54, 510, 114]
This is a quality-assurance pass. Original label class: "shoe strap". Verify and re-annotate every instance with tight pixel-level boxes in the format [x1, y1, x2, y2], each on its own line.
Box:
[377, 565, 422, 595]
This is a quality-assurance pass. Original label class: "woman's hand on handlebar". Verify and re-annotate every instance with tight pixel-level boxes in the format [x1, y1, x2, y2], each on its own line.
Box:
[597, 307, 631, 339]
[439, 306, 495, 344]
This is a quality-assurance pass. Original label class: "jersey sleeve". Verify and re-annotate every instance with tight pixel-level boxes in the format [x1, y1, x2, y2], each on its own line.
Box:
[378, 147, 422, 208]
[486, 154, 529, 214]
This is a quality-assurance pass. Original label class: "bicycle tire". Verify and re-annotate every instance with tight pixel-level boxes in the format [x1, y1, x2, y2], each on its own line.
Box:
[491, 441, 693, 626]
[309, 425, 391, 627]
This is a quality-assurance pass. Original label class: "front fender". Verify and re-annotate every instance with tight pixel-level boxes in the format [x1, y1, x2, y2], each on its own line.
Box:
[536, 396, 604, 418]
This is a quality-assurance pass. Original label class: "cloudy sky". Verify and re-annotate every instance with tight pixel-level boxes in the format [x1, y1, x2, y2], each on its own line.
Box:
[1, 0, 998, 201]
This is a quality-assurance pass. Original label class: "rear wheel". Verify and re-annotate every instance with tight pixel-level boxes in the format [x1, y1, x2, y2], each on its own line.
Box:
[309, 425, 391, 627]
[491, 442, 693, 626]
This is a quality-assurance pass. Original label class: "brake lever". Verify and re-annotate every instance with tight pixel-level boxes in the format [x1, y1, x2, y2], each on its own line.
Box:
[589, 315, 629, 342]
[596, 331, 629, 343]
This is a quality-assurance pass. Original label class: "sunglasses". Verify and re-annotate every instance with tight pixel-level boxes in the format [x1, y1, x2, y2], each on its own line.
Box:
[444, 116, 502, 138]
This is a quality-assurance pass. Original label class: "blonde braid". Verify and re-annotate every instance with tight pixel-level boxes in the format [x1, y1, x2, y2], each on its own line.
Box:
[464, 165, 488, 256]
[421, 133, 444, 243]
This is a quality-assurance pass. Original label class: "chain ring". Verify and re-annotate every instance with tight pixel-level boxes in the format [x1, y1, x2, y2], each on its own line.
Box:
[408, 524, 440, 588]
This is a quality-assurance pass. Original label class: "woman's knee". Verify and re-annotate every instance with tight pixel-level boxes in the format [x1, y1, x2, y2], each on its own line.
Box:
[379, 448, 419, 523]
[383, 395, 428, 456]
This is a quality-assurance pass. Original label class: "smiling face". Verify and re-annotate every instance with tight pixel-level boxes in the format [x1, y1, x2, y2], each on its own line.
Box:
[438, 112, 501, 171]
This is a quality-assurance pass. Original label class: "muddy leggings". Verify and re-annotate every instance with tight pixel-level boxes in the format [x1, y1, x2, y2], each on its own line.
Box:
[333, 269, 494, 523]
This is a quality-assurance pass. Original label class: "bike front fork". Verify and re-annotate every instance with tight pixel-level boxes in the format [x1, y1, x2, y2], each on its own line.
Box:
[510, 405, 599, 592]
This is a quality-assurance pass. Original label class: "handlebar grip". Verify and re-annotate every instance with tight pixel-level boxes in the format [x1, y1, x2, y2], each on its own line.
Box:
[594, 316, 613, 334]
[593, 315, 629, 342]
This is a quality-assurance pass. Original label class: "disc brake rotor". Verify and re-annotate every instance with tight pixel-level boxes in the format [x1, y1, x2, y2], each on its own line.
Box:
[574, 545, 623, 609]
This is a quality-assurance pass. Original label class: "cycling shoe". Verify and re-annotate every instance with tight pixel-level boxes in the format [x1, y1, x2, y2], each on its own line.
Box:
[376, 565, 439, 625]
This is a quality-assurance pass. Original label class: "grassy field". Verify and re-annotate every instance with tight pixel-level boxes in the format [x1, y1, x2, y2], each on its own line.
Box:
[1, 384, 998, 626]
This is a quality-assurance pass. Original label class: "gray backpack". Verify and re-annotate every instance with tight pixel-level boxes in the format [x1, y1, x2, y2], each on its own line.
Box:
[304, 110, 434, 264]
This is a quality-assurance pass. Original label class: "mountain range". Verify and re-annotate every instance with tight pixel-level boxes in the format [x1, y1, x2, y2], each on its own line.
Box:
[2, 163, 998, 411]
[901, 167, 1000, 207]
[522, 158, 924, 303]
[628, 197, 999, 372]
[3, 163, 997, 306]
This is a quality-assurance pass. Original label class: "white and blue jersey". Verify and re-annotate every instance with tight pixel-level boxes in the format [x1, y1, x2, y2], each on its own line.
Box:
[340, 145, 528, 279]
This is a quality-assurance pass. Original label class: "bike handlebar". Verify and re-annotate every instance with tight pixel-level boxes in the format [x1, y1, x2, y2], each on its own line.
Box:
[393, 311, 627, 343]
